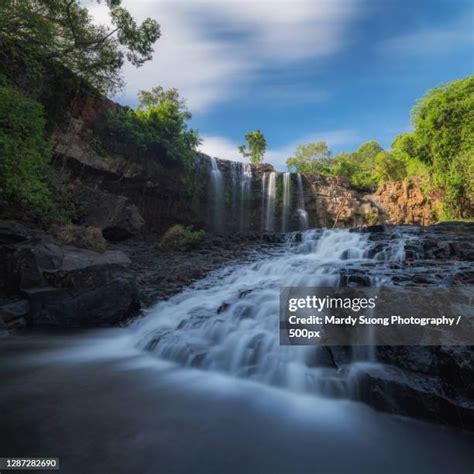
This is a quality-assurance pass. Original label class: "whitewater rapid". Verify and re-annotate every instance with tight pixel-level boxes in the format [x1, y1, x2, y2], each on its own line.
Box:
[132, 229, 406, 395]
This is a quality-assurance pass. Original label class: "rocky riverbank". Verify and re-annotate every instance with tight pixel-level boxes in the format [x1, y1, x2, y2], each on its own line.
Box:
[0, 219, 283, 331]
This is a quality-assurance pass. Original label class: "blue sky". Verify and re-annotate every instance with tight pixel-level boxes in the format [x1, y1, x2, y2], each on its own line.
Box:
[88, 0, 474, 170]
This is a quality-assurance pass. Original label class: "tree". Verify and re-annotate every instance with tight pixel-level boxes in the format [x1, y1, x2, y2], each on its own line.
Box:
[373, 151, 407, 183]
[0, 0, 160, 93]
[411, 75, 474, 217]
[103, 86, 201, 164]
[286, 141, 332, 174]
[239, 130, 266, 164]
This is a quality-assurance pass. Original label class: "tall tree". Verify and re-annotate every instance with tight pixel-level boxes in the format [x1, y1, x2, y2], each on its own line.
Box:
[239, 130, 267, 164]
[0, 0, 160, 93]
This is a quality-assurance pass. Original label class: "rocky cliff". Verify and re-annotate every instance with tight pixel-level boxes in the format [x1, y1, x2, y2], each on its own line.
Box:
[53, 106, 383, 235]
[366, 178, 443, 226]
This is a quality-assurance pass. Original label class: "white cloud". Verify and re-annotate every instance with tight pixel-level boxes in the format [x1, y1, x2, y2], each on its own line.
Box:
[86, 0, 359, 111]
[199, 129, 360, 171]
[378, 15, 473, 56]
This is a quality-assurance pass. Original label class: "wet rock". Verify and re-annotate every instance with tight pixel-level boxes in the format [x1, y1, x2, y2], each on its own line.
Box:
[0, 300, 29, 330]
[350, 225, 385, 233]
[350, 364, 474, 430]
[305, 347, 338, 369]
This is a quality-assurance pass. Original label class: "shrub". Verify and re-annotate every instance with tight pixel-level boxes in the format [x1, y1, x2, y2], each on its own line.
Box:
[54, 225, 107, 252]
[0, 83, 53, 214]
[160, 224, 205, 250]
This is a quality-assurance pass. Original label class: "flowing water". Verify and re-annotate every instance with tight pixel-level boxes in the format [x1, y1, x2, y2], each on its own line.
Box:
[281, 173, 291, 232]
[297, 173, 309, 230]
[134, 229, 399, 394]
[209, 157, 224, 232]
[239, 164, 252, 232]
[263, 171, 277, 232]
[1, 229, 473, 473]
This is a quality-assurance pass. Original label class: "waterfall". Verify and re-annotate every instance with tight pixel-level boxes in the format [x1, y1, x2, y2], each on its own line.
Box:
[239, 164, 252, 232]
[264, 172, 276, 232]
[209, 157, 224, 232]
[296, 174, 309, 230]
[261, 173, 267, 232]
[230, 162, 240, 226]
[281, 173, 291, 233]
[135, 229, 409, 397]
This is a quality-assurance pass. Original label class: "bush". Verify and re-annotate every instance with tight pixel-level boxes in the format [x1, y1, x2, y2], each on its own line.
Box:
[160, 224, 205, 250]
[0, 83, 53, 214]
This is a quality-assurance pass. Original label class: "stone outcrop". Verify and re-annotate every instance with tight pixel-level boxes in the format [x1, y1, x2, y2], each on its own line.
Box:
[329, 222, 474, 429]
[365, 177, 442, 225]
[0, 221, 140, 329]
[72, 185, 144, 241]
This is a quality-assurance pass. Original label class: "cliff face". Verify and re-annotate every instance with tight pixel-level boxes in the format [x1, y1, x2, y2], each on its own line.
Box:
[52, 106, 383, 234]
[366, 178, 442, 226]
[48, 87, 439, 235]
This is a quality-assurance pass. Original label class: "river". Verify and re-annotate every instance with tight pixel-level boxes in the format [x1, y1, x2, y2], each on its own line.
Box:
[0, 229, 473, 473]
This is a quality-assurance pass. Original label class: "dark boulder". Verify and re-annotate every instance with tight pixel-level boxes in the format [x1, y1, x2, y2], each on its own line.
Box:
[25, 247, 140, 327]
[0, 221, 33, 244]
[73, 186, 145, 241]
[0, 221, 140, 328]
[349, 363, 474, 430]
[0, 300, 29, 330]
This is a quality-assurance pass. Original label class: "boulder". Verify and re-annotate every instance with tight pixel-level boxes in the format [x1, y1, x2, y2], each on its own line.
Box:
[54, 225, 107, 252]
[0, 221, 140, 327]
[0, 300, 29, 330]
[0, 221, 33, 244]
[73, 186, 144, 241]
[25, 247, 139, 327]
[349, 363, 474, 430]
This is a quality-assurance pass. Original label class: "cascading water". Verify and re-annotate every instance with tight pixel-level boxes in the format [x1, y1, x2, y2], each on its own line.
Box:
[134, 228, 408, 397]
[239, 164, 252, 232]
[263, 172, 277, 232]
[230, 161, 240, 225]
[296, 174, 309, 230]
[281, 173, 291, 232]
[209, 157, 224, 232]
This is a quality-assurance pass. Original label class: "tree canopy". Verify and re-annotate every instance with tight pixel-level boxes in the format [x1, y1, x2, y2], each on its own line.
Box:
[285, 75, 473, 219]
[239, 130, 267, 164]
[287, 141, 332, 174]
[102, 86, 201, 165]
[0, 0, 160, 93]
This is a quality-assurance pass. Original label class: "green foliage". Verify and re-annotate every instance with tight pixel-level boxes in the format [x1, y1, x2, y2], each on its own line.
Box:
[160, 224, 205, 250]
[239, 130, 267, 164]
[373, 151, 407, 183]
[287, 141, 332, 175]
[103, 87, 201, 165]
[0, 82, 53, 213]
[285, 76, 473, 219]
[411, 76, 474, 218]
[0, 0, 160, 93]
